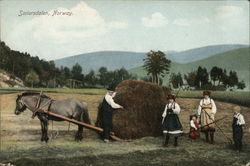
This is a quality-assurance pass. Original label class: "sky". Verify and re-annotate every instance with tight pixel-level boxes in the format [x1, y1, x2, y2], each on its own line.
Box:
[0, 0, 249, 60]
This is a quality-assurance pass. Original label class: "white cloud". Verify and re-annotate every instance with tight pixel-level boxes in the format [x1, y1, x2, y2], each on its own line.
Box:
[141, 12, 168, 28]
[216, 6, 243, 19]
[10, 2, 128, 45]
[173, 19, 190, 26]
[5, 1, 129, 59]
[108, 21, 128, 29]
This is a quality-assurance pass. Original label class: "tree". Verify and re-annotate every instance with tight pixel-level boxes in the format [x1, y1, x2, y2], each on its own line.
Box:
[40, 71, 50, 87]
[25, 71, 39, 88]
[195, 66, 209, 88]
[170, 73, 183, 89]
[143, 50, 171, 84]
[71, 63, 83, 81]
[105, 68, 135, 89]
[221, 69, 229, 87]
[63, 67, 71, 80]
[184, 71, 196, 87]
[98, 67, 109, 88]
[228, 71, 238, 88]
[85, 70, 97, 86]
[48, 61, 57, 87]
[210, 66, 223, 85]
[237, 80, 246, 90]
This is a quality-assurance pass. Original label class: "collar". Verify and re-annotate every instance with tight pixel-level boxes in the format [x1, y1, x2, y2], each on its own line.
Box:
[234, 113, 240, 118]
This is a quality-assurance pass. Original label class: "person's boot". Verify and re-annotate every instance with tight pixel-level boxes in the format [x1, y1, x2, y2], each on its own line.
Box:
[174, 137, 178, 147]
[161, 135, 169, 147]
[210, 132, 214, 144]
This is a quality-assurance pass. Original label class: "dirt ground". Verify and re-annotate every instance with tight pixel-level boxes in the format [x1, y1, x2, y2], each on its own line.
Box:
[0, 93, 249, 166]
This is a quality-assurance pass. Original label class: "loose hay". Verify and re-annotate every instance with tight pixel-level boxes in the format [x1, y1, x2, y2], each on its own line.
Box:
[96, 80, 170, 139]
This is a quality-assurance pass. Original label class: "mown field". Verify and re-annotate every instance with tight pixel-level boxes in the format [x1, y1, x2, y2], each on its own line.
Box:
[0, 88, 250, 166]
[1, 88, 249, 106]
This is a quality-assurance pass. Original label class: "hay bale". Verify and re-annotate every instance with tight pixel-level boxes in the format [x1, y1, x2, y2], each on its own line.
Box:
[96, 80, 170, 139]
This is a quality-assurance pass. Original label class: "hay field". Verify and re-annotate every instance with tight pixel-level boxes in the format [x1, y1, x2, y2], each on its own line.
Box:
[0, 91, 250, 166]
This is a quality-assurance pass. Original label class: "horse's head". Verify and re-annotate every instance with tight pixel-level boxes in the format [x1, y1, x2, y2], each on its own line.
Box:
[14, 94, 27, 115]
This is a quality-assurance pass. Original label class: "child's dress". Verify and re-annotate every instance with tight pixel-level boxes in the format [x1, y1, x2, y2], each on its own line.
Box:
[189, 119, 200, 139]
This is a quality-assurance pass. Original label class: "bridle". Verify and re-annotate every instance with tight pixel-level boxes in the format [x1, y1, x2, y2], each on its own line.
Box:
[16, 97, 26, 113]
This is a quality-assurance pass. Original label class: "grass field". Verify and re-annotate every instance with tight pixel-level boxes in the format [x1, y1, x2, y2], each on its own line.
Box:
[0, 89, 250, 166]
[1, 88, 249, 106]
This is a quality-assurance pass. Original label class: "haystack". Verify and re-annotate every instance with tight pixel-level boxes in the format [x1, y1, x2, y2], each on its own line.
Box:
[96, 80, 170, 139]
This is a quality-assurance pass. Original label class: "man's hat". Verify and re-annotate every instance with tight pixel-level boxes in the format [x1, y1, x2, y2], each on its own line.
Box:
[107, 86, 115, 91]
[203, 90, 211, 96]
[167, 94, 175, 100]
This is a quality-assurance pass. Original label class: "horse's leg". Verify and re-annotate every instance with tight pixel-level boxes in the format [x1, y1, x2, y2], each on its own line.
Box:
[78, 125, 83, 141]
[39, 115, 49, 142]
[75, 125, 83, 141]
[40, 120, 45, 142]
[44, 119, 49, 142]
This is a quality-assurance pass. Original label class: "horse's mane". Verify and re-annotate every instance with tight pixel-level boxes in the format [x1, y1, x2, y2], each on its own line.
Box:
[20, 92, 51, 99]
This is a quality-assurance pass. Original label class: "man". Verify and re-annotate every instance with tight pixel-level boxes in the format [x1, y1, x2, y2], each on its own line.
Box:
[197, 91, 217, 144]
[101, 87, 124, 143]
[232, 106, 245, 152]
[162, 94, 183, 147]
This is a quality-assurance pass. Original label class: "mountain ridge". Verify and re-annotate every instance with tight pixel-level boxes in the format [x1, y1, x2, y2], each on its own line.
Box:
[54, 44, 249, 73]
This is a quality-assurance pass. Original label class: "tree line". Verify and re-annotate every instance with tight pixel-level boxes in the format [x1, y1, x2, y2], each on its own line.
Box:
[141, 50, 245, 90]
[170, 66, 245, 90]
[0, 41, 135, 88]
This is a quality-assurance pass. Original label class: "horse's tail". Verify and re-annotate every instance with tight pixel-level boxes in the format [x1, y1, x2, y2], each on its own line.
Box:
[81, 104, 91, 125]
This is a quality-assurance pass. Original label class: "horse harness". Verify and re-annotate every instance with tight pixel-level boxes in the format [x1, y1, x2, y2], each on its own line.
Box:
[32, 98, 54, 119]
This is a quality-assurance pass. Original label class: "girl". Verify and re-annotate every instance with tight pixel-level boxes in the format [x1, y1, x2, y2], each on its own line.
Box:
[162, 94, 183, 147]
[189, 114, 200, 140]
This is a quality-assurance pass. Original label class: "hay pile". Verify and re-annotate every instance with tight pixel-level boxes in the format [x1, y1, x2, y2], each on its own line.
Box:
[96, 80, 170, 139]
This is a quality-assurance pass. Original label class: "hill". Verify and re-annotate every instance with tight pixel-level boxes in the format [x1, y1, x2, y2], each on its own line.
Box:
[0, 69, 25, 88]
[129, 47, 250, 90]
[166, 44, 248, 63]
[55, 51, 146, 73]
[54, 44, 248, 73]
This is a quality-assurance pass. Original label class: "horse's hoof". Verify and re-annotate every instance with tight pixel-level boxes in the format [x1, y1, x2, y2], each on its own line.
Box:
[45, 137, 49, 143]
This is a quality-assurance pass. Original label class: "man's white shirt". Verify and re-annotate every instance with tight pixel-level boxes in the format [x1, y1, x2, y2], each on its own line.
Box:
[105, 92, 122, 109]
[234, 113, 245, 126]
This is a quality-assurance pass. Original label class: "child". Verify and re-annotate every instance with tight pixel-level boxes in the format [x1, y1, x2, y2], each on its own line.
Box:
[189, 114, 200, 140]
[162, 94, 183, 147]
[232, 106, 245, 152]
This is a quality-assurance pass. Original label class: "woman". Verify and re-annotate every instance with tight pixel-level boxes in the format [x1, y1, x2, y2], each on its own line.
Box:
[197, 91, 217, 144]
[162, 94, 183, 147]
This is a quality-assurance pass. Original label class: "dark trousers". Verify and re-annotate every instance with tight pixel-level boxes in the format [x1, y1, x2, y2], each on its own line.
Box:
[233, 126, 243, 151]
[101, 109, 113, 140]
[103, 125, 112, 139]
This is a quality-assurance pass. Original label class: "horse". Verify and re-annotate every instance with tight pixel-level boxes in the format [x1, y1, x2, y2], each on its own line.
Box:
[14, 92, 91, 142]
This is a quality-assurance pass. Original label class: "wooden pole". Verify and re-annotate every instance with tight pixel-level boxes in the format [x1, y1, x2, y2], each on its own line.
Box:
[42, 110, 122, 141]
